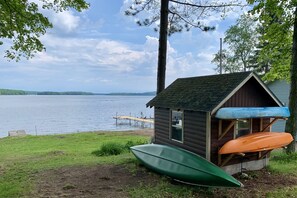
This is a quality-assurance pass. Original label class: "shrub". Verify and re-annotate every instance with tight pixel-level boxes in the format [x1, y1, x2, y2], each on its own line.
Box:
[92, 140, 148, 157]
[92, 142, 125, 156]
[124, 140, 148, 150]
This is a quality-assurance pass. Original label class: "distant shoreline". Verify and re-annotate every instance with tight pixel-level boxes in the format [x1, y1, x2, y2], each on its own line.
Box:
[0, 88, 156, 96]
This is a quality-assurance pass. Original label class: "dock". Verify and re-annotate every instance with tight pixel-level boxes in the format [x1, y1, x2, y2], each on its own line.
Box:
[113, 116, 154, 124]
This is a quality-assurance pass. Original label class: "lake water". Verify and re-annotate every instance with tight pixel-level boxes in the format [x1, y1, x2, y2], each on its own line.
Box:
[0, 95, 154, 138]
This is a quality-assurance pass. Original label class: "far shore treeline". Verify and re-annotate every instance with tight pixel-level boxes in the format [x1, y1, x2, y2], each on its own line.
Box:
[0, 88, 155, 96]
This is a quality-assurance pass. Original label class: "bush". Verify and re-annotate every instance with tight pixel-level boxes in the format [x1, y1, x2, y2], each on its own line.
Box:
[124, 140, 148, 150]
[92, 142, 125, 156]
[92, 140, 148, 157]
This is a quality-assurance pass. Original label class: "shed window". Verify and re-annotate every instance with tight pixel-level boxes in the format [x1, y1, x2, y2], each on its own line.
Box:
[235, 119, 251, 138]
[171, 110, 183, 142]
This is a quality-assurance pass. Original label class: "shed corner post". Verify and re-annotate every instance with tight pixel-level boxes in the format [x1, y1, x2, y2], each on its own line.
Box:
[153, 107, 157, 143]
[206, 112, 211, 161]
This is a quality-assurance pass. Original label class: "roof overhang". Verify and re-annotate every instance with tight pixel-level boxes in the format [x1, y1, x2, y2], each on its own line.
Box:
[211, 73, 284, 116]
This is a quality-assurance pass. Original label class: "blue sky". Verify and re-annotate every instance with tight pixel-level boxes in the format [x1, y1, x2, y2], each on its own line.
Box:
[0, 0, 245, 93]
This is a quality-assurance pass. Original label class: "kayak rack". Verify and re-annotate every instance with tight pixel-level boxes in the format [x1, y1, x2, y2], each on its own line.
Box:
[218, 120, 236, 140]
[217, 116, 288, 167]
[219, 150, 272, 167]
[218, 117, 288, 141]
[261, 117, 287, 132]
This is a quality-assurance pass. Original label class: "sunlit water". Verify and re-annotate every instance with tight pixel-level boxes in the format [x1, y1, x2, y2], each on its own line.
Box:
[0, 95, 154, 137]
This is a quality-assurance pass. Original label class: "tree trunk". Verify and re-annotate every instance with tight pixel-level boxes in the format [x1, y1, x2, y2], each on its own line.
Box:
[156, 0, 169, 94]
[285, 6, 297, 153]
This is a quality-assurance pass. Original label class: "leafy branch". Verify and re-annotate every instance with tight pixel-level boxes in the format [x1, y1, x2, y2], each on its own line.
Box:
[0, 0, 89, 61]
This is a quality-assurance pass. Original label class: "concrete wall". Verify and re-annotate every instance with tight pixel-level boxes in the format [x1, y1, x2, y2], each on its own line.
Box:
[222, 158, 270, 175]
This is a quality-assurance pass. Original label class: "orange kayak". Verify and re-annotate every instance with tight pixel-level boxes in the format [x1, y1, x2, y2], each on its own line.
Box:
[219, 132, 294, 155]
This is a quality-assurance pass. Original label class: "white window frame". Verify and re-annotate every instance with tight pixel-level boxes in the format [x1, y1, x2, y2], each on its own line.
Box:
[170, 110, 184, 143]
[234, 119, 252, 138]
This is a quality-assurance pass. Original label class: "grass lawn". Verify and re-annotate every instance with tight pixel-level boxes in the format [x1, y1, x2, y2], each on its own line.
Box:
[0, 131, 149, 197]
[0, 131, 296, 197]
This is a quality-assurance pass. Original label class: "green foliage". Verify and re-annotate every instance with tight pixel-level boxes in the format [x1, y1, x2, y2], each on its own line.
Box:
[0, 0, 89, 61]
[248, 1, 297, 153]
[212, 49, 241, 73]
[39, 0, 89, 12]
[267, 150, 297, 174]
[224, 14, 258, 69]
[124, 139, 148, 150]
[36, 91, 94, 95]
[212, 14, 259, 73]
[0, 89, 26, 95]
[92, 142, 126, 156]
[0, 135, 297, 197]
[271, 151, 297, 163]
[247, 0, 295, 82]
[216, 1, 294, 81]
[92, 139, 148, 156]
[0, 132, 150, 197]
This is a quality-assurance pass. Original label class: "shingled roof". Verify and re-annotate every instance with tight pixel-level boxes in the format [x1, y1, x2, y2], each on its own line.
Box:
[147, 72, 282, 112]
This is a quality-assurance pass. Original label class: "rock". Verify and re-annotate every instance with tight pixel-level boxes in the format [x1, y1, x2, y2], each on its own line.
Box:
[8, 130, 26, 137]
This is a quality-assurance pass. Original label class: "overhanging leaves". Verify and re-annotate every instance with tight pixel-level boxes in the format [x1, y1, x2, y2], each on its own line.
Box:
[0, 0, 89, 61]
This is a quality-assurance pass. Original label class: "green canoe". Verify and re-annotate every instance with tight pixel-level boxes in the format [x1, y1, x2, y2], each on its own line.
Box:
[130, 144, 242, 187]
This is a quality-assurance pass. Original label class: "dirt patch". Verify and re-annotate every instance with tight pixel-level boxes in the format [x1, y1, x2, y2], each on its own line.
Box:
[29, 164, 297, 198]
[211, 169, 297, 197]
[29, 164, 159, 198]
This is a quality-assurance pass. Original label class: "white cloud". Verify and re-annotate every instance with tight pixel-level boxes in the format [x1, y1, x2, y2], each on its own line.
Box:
[143, 36, 158, 52]
[39, 32, 218, 83]
[51, 11, 80, 33]
[29, 0, 82, 34]
[2, 30, 216, 91]
[0, 0, 249, 93]
[27, 35, 151, 73]
[94, 39, 146, 72]
[30, 51, 69, 65]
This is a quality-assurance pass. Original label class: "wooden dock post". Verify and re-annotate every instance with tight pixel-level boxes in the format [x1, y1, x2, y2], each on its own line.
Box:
[115, 112, 118, 126]
[129, 113, 132, 125]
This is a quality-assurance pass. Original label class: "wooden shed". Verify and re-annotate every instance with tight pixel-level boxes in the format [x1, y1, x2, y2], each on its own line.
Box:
[147, 72, 285, 174]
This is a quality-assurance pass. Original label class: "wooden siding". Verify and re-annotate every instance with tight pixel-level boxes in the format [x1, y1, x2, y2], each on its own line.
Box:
[211, 118, 271, 166]
[209, 77, 279, 166]
[154, 108, 207, 158]
[222, 77, 278, 108]
[154, 108, 170, 144]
